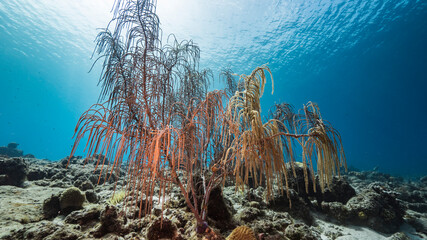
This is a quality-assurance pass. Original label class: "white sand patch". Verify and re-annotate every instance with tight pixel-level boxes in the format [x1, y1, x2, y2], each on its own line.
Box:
[316, 219, 388, 240]
[0, 184, 63, 238]
[315, 216, 426, 240]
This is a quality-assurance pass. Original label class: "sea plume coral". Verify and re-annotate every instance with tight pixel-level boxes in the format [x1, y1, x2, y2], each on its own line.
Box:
[222, 65, 346, 203]
[69, 0, 346, 237]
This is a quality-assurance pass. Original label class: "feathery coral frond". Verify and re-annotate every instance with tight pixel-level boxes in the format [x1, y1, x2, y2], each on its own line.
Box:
[223, 65, 346, 202]
[70, 0, 346, 235]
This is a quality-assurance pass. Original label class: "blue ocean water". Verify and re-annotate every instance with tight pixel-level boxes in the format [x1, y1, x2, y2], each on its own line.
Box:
[0, 0, 426, 177]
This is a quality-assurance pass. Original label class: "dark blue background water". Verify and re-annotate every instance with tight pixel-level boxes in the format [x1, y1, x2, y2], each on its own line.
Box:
[1, 0, 426, 177]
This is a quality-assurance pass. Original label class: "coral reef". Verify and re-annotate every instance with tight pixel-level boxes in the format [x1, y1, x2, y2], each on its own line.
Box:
[0, 0, 425, 239]
[146, 218, 181, 240]
[92, 205, 127, 237]
[0, 157, 28, 186]
[0, 156, 426, 239]
[42, 194, 60, 219]
[0, 143, 23, 157]
[284, 223, 319, 240]
[321, 184, 405, 233]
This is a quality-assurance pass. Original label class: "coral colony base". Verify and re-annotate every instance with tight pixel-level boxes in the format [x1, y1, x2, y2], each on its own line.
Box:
[0, 0, 426, 239]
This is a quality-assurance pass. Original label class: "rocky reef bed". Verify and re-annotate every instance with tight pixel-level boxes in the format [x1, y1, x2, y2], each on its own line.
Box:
[0, 155, 426, 239]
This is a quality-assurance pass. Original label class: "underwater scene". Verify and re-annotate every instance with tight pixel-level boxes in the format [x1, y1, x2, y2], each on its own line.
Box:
[0, 0, 426, 239]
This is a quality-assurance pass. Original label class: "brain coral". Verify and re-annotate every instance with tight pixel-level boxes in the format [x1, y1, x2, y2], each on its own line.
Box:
[59, 187, 85, 213]
[226, 226, 257, 240]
